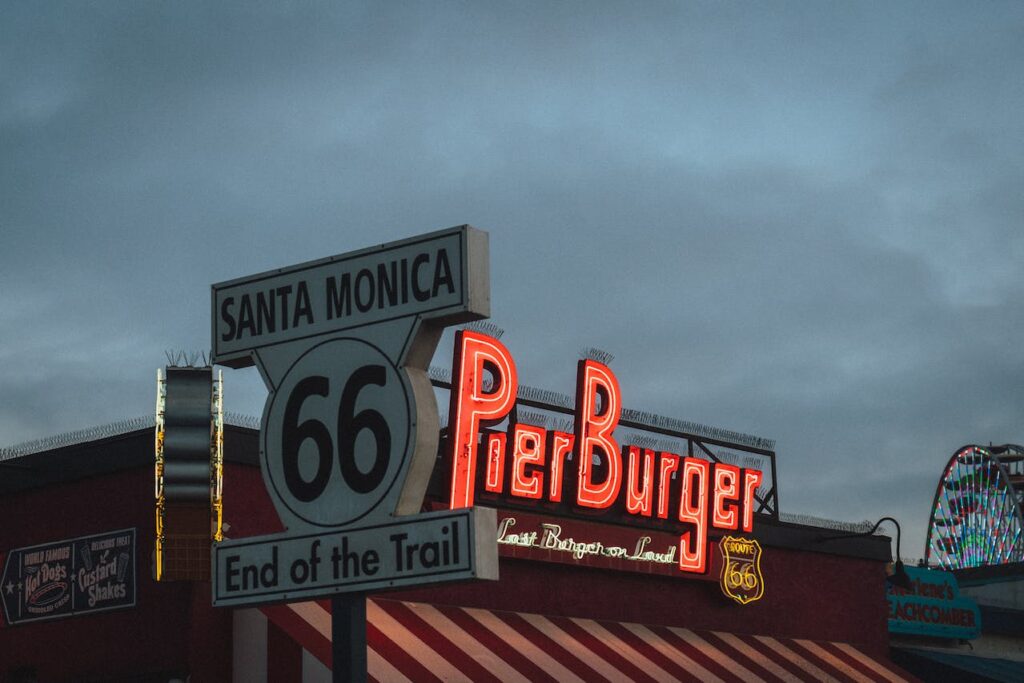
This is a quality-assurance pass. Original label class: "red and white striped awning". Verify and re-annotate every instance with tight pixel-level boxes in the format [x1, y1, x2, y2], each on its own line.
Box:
[237, 599, 917, 682]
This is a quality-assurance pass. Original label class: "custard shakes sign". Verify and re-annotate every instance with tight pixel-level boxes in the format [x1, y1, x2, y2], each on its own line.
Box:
[1, 529, 136, 626]
[445, 330, 764, 575]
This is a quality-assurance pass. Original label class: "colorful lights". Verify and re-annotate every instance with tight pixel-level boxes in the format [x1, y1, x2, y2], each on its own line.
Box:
[926, 445, 1024, 570]
[154, 366, 224, 582]
[155, 369, 166, 582]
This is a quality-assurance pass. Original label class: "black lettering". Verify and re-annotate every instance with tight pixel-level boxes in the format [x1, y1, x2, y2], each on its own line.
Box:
[412, 253, 430, 301]
[452, 520, 460, 564]
[332, 537, 363, 579]
[261, 547, 279, 587]
[331, 539, 380, 578]
[378, 261, 398, 308]
[433, 248, 454, 297]
[242, 563, 258, 590]
[420, 542, 438, 568]
[294, 281, 313, 327]
[362, 549, 379, 575]
[400, 258, 409, 304]
[405, 542, 420, 569]
[237, 296, 256, 339]
[309, 540, 321, 582]
[256, 290, 275, 335]
[391, 533, 408, 570]
[276, 285, 293, 330]
[355, 269, 374, 312]
[290, 558, 309, 584]
[326, 274, 352, 320]
[220, 298, 237, 342]
[226, 555, 240, 590]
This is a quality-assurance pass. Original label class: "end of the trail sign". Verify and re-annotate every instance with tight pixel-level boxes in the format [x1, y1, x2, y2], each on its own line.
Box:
[212, 507, 497, 607]
[209, 225, 499, 611]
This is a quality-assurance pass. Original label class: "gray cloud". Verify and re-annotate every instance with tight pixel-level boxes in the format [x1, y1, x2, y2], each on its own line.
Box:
[3, 0, 1023, 559]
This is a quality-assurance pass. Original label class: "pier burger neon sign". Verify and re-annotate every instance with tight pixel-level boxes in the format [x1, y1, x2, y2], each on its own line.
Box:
[445, 330, 763, 575]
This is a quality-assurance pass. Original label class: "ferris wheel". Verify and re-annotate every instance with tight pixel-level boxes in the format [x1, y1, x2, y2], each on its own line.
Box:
[925, 444, 1024, 569]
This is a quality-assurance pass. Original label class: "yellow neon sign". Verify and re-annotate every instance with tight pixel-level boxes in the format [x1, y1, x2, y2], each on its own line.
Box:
[718, 536, 765, 605]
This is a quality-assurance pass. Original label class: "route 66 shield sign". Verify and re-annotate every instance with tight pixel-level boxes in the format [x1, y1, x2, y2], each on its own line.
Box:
[719, 536, 765, 605]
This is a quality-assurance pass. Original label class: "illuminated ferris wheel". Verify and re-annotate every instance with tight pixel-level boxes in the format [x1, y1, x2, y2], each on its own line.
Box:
[925, 444, 1024, 570]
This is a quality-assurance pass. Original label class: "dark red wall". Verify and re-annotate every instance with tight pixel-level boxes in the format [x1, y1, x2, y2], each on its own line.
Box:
[0, 466, 197, 681]
[0, 458, 891, 681]
[393, 544, 890, 655]
[0, 461, 279, 682]
[232, 460, 890, 654]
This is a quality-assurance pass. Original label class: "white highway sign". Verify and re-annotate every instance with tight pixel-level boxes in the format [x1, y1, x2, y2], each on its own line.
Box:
[209, 226, 498, 610]
[261, 337, 412, 528]
[210, 226, 489, 531]
[213, 508, 497, 607]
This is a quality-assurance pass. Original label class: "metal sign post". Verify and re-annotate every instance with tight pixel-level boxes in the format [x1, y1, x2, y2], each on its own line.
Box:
[333, 594, 367, 682]
[209, 226, 498, 681]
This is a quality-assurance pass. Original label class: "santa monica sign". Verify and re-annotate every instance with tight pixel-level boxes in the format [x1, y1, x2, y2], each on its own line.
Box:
[210, 226, 498, 607]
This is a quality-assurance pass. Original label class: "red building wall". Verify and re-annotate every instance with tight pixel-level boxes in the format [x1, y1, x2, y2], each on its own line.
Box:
[395, 545, 889, 655]
[0, 462, 278, 681]
[0, 458, 890, 681]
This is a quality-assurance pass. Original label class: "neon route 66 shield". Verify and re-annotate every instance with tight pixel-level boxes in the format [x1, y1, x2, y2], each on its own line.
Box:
[718, 536, 765, 605]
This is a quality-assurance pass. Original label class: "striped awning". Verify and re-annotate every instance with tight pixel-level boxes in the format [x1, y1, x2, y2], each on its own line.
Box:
[240, 599, 917, 682]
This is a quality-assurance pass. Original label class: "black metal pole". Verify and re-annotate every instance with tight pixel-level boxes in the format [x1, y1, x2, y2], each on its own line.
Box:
[332, 594, 367, 683]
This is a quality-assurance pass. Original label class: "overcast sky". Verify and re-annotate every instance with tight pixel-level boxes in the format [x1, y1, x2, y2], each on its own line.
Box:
[3, 1, 1023, 560]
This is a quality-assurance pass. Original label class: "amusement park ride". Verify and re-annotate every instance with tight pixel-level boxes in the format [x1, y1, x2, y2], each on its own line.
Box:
[925, 444, 1024, 570]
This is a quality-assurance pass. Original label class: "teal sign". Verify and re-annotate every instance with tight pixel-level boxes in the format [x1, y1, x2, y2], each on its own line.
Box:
[887, 566, 980, 639]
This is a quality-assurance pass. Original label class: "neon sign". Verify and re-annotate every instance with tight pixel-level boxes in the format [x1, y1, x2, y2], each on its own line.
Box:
[498, 516, 677, 566]
[718, 536, 765, 605]
[445, 330, 763, 574]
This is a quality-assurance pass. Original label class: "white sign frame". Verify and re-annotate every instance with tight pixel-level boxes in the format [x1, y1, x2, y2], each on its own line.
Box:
[212, 508, 497, 607]
[210, 226, 497, 609]
[211, 226, 489, 530]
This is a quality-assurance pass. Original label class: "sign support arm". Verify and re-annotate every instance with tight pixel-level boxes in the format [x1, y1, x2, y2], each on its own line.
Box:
[333, 594, 367, 683]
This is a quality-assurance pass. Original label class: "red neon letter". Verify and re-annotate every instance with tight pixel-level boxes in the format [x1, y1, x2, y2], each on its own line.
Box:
[656, 452, 680, 519]
[484, 433, 506, 493]
[711, 464, 740, 530]
[625, 446, 655, 517]
[448, 330, 518, 509]
[678, 458, 709, 573]
[573, 360, 623, 509]
[546, 432, 574, 502]
[510, 424, 546, 499]
[741, 469, 763, 532]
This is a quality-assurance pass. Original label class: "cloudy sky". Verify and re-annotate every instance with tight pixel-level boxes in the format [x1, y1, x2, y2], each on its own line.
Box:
[3, 2, 1022, 559]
